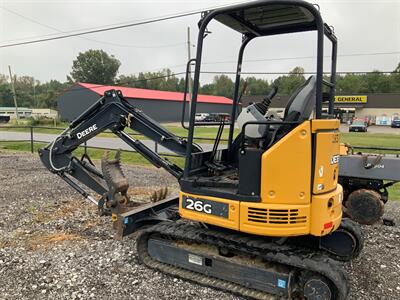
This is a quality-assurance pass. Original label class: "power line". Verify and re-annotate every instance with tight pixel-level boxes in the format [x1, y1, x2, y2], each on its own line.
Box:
[0, 1, 252, 48]
[0, 6, 186, 49]
[0, 9, 197, 49]
[202, 70, 400, 75]
[201, 51, 400, 66]
[138, 51, 400, 75]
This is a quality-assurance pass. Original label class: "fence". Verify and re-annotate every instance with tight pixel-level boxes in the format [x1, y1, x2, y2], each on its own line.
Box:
[1, 125, 400, 157]
[0, 125, 225, 158]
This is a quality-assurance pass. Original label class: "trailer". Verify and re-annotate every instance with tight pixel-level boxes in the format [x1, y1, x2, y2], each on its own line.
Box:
[339, 144, 399, 225]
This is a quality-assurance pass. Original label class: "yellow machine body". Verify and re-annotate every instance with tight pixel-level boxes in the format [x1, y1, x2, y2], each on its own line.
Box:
[179, 119, 342, 238]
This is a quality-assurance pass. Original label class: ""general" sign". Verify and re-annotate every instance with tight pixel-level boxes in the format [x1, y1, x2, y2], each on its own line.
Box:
[334, 96, 367, 103]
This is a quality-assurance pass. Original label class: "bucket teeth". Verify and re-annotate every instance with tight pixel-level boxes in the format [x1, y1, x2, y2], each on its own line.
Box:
[150, 187, 168, 202]
[101, 150, 129, 198]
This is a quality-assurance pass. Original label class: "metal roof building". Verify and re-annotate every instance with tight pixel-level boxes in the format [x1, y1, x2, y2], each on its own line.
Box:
[57, 83, 233, 122]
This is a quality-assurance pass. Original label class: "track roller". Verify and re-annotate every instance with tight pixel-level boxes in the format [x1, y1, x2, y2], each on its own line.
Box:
[300, 272, 334, 300]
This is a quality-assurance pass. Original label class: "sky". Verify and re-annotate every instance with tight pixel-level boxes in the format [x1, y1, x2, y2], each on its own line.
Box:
[0, 0, 399, 84]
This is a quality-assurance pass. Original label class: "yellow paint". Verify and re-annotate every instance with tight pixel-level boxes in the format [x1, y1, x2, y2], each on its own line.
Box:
[239, 201, 310, 236]
[179, 192, 240, 231]
[260, 121, 311, 205]
[309, 185, 343, 236]
[311, 119, 340, 132]
[340, 143, 349, 155]
[179, 119, 344, 239]
[335, 95, 367, 103]
[313, 131, 340, 194]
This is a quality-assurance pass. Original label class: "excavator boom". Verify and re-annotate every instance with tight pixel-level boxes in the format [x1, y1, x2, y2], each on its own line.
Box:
[39, 89, 200, 214]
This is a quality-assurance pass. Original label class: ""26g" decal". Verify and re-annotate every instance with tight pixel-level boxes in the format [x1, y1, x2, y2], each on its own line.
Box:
[185, 198, 212, 214]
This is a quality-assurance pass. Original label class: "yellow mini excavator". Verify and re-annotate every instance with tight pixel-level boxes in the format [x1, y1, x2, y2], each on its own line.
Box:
[40, 1, 364, 299]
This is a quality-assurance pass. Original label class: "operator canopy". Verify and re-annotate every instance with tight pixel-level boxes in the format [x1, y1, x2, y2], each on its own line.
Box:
[214, 2, 318, 37]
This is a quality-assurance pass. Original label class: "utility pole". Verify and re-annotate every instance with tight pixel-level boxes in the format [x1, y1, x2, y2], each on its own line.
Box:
[8, 66, 19, 124]
[33, 78, 36, 108]
[187, 26, 193, 119]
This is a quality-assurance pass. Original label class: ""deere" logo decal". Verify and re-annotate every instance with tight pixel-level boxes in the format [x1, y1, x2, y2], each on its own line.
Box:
[77, 124, 98, 139]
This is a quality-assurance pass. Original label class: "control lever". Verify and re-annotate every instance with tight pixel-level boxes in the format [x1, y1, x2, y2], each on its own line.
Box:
[254, 86, 278, 115]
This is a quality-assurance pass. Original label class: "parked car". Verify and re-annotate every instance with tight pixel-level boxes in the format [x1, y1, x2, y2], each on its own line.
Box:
[391, 119, 400, 128]
[195, 113, 209, 122]
[204, 113, 231, 122]
[0, 115, 10, 123]
[349, 120, 368, 132]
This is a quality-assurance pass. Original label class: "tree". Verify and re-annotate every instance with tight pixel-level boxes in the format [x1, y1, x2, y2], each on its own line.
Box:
[245, 77, 270, 96]
[273, 67, 306, 95]
[69, 49, 121, 84]
[118, 69, 184, 92]
[211, 75, 234, 98]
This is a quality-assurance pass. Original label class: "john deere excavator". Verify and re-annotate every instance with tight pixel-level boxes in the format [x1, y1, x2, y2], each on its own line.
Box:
[40, 1, 364, 299]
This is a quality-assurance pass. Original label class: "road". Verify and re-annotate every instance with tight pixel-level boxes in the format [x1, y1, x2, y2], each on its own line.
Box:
[0, 131, 215, 154]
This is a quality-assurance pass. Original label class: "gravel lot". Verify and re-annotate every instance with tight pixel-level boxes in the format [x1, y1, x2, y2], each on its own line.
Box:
[1, 152, 399, 300]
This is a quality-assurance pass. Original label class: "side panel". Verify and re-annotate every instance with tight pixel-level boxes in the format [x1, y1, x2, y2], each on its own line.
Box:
[309, 185, 343, 236]
[312, 130, 340, 194]
[239, 202, 310, 236]
[179, 192, 240, 231]
[260, 121, 311, 205]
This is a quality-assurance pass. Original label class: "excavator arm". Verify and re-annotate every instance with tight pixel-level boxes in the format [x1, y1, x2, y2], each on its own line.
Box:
[39, 89, 200, 214]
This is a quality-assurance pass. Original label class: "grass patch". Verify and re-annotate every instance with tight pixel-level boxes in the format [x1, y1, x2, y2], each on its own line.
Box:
[0, 123, 236, 142]
[387, 184, 400, 200]
[0, 141, 185, 168]
[340, 132, 400, 154]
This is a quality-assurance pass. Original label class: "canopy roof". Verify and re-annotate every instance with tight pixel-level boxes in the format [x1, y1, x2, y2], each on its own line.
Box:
[214, 2, 318, 36]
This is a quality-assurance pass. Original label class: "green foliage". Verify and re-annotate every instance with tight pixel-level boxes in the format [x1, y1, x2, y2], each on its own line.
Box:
[0, 74, 67, 109]
[0, 59, 399, 112]
[69, 49, 121, 84]
[26, 117, 39, 126]
[117, 69, 184, 92]
[273, 67, 306, 95]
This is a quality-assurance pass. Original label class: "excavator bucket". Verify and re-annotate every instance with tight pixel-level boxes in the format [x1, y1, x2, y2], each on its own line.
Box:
[101, 150, 130, 208]
[101, 150, 177, 233]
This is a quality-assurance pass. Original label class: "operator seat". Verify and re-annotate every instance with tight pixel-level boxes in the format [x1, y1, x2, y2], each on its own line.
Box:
[268, 76, 317, 146]
[232, 76, 317, 163]
[283, 75, 317, 123]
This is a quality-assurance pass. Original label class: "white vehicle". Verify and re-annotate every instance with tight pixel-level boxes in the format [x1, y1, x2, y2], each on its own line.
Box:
[195, 113, 209, 122]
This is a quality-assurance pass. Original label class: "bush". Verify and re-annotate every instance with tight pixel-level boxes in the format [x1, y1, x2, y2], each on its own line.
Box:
[26, 117, 39, 126]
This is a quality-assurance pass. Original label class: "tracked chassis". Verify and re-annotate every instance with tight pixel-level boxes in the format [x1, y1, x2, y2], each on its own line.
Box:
[137, 220, 360, 300]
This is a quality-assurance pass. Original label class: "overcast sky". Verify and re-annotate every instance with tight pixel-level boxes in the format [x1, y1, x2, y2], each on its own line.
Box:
[0, 0, 399, 84]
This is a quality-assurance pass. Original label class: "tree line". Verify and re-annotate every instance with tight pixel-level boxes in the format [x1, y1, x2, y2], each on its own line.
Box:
[1, 49, 399, 109]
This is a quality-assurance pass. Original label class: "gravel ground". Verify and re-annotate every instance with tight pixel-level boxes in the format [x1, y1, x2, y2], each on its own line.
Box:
[1, 152, 399, 300]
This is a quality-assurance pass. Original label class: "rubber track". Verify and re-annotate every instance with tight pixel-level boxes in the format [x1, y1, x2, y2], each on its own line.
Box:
[339, 218, 364, 260]
[137, 222, 348, 300]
